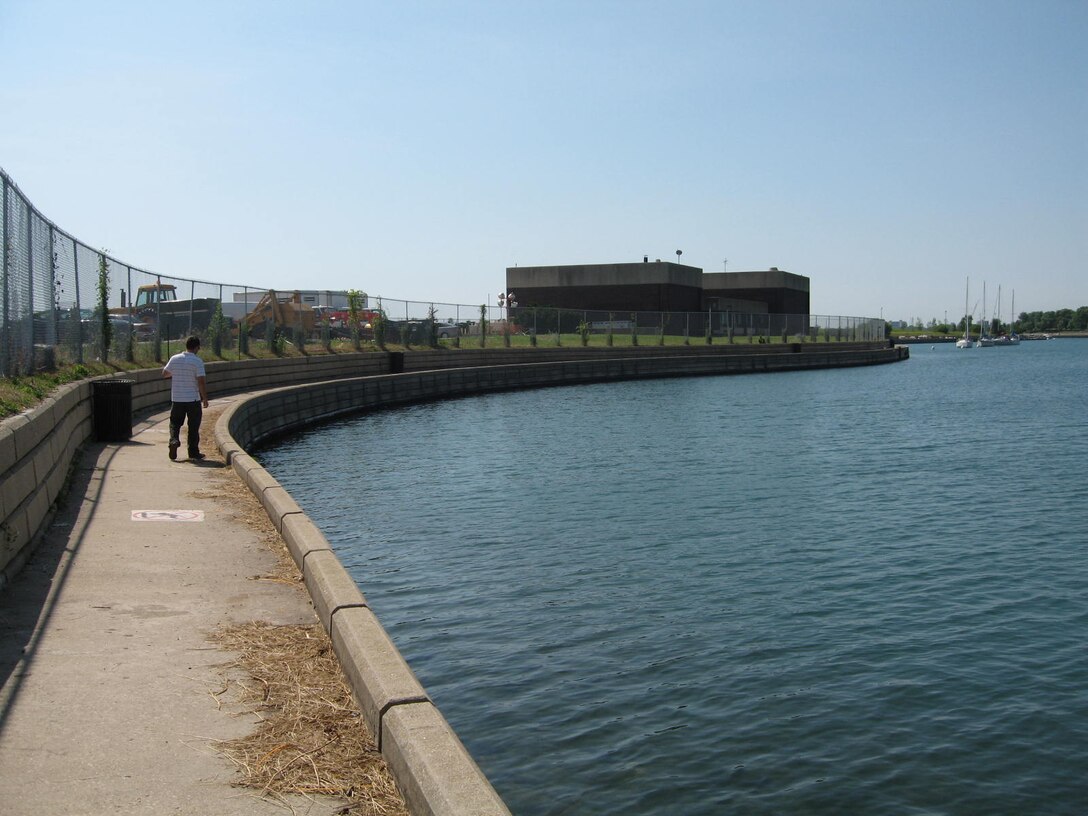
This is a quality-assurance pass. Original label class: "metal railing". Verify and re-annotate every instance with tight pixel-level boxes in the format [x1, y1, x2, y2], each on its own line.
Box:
[1, 168, 884, 376]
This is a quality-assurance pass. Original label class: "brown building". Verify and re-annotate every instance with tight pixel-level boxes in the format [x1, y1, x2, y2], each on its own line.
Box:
[506, 262, 810, 315]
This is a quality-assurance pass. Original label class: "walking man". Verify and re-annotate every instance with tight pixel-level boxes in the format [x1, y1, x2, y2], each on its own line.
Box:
[162, 336, 209, 461]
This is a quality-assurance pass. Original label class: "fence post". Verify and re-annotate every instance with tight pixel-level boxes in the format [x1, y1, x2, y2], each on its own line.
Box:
[48, 226, 58, 352]
[188, 280, 195, 336]
[265, 289, 275, 349]
[124, 265, 133, 362]
[297, 293, 305, 353]
[23, 201, 34, 374]
[1, 175, 9, 377]
[73, 237, 83, 363]
[154, 275, 163, 362]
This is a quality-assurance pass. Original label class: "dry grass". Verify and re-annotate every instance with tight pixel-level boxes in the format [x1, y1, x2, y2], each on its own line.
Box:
[208, 622, 408, 815]
[197, 407, 407, 815]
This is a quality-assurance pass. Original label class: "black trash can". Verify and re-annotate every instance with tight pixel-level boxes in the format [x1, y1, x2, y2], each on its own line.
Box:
[93, 379, 135, 442]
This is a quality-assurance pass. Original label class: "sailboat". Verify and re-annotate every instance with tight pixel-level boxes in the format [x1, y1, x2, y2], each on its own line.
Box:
[992, 288, 1021, 346]
[976, 282, 995, 347]
[956, 278, 974, 348]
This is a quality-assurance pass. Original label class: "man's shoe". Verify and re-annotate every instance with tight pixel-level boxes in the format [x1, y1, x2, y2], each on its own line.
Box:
[168, 439, 179, 461]
[189, 452, 206, 461]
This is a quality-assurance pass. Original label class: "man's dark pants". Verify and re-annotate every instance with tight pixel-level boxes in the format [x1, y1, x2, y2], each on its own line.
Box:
[169, 401, 202, 457]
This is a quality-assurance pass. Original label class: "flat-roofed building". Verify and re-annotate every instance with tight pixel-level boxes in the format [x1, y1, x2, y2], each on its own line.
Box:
[506, 261, 704, 313]
[702, 268, 810, 315]
[506, 262, 810, 315]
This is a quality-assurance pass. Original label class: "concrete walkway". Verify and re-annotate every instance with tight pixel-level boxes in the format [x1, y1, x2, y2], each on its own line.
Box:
[0, 398, 346, 815]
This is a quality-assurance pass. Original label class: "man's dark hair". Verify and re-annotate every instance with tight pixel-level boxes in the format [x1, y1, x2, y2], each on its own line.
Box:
[185, 336, 201, 351]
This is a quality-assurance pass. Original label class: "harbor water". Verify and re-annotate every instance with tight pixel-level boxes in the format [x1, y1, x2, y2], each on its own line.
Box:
[256, 339, 1088, 815]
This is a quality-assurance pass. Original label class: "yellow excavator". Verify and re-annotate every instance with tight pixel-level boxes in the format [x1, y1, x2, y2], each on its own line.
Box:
[242, 290, 317, 338]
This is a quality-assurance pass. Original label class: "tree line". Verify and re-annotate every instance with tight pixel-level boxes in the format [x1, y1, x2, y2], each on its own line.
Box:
[900, 306, 1088, 334]
[1013, 308, 1088, 333]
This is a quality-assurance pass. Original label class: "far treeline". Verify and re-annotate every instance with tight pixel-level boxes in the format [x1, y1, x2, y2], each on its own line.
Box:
[1013, 308, 1088, 333]
[902, 306, 1088, 335]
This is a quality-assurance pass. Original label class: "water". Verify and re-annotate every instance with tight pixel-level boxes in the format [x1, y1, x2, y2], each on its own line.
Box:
[257, 340, 1088, 815]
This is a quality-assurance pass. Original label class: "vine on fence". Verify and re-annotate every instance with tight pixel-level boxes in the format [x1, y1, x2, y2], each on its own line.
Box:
[96, 252, 112, 363]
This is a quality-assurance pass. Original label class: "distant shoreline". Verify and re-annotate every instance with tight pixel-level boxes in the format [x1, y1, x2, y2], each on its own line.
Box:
[894, 332, 1087, 344]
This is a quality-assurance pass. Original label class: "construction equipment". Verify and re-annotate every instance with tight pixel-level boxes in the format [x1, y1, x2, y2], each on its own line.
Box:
[243, 291, 317, 338]
[111, 282, 219, 337]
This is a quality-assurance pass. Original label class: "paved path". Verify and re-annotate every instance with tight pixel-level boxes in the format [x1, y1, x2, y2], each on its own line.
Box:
[0, 398, 344, 815]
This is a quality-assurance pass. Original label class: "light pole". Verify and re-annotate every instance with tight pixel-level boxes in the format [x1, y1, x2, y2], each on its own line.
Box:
[498, 291, 517, 346]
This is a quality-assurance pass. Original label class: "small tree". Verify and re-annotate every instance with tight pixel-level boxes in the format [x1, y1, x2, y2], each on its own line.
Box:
[630, 312, 638, 346]
[479, 304, 487, 348]
[372, 309, 387, 350]
[208, 301, 229, 357]
[427, 305, 439, 349]
[347, 289, 364, 350]
[577, 320, 590, 346]
[607, 313, 614, 347]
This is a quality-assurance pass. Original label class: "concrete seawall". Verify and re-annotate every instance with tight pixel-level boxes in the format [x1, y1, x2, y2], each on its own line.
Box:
[0, 341, 907, 814]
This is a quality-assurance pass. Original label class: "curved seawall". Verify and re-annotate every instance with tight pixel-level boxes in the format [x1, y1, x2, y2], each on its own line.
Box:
[1, 342, 906, 813]
[213, 342, 906, 814]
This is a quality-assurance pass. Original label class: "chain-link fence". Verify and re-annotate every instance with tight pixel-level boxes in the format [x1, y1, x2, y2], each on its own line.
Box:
[2, 168, 884, 377]
[385, 298, 882, 349]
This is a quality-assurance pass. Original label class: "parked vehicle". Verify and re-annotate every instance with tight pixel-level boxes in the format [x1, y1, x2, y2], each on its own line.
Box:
[435, 323, 460, 339]
[111, 283, 220, 337]
[36, 308, 152, 344]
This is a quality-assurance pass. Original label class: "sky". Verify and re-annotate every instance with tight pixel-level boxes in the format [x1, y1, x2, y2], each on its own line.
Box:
[1, 0, 1085, 323]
